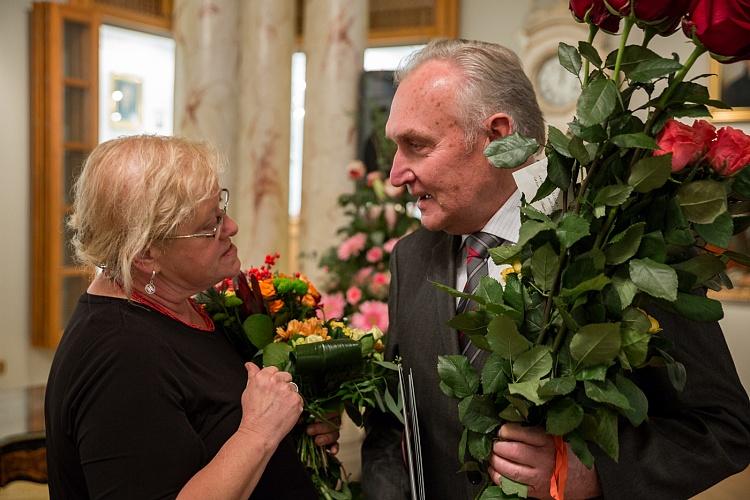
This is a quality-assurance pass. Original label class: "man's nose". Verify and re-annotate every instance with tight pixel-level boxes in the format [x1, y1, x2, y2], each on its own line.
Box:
[388, 150, 413, 187]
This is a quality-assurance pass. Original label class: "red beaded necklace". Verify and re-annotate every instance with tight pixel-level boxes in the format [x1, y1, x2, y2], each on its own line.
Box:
[131, 289, 215, 332]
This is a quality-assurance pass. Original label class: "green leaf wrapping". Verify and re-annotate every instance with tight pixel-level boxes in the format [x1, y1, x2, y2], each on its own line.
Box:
[292, 338, 363, 374]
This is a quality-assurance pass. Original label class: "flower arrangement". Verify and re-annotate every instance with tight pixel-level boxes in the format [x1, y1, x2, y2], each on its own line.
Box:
[436, 1, 750, 498]
[317, 104, 420, 333]
[198, 255, 401, 499]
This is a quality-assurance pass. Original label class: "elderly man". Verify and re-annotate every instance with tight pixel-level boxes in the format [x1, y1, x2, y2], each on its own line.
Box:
[362, 39, 750, 500]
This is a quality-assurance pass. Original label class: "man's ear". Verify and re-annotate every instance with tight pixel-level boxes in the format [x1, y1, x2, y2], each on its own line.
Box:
[485, 113, 513, 141]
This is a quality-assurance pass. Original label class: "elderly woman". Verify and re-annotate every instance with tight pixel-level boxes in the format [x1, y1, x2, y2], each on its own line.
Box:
[45, 136, 335, 499]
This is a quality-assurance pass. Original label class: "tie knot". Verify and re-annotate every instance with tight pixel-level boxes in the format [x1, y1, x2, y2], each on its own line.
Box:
[465, 232, 503, 263]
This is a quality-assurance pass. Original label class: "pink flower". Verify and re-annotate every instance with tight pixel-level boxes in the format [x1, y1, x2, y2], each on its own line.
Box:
[351, 300, 389, 332]
[347, 160, 366, 180]
[369, 272, 390, 299]
[368, 205, 383, 221]
[383, 238, 399, 253]
[317, 292, 345, 320]
[337, 232, 367, 260]
[346, 286, 362, 305]
[366, 246, 384, 263]
[384, 204, 398, 230]
[367, 171, 383, 187]
[353, 266, 374, 285]
[706, 126, 750, 176]
[372, 272, 390, 287]
[654, 119, 716, 172]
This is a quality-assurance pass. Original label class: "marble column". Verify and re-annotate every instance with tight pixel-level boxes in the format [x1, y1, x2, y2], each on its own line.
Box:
[299, 0, 368, 283]
[173, 0, 240, 186]
[233, 0, 295, 270]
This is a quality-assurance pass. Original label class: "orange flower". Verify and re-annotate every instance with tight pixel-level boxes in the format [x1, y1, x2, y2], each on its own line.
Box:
[259, 279, 276, 299]
[275, 318, 329, 341]
[268, 299, 284, 314]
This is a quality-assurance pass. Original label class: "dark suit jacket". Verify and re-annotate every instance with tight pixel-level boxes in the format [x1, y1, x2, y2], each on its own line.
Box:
[362, 227, 750, 500]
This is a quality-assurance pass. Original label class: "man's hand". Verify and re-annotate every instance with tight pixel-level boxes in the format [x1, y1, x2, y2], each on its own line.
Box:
[306, 414, 341, 455]
[488, 423, 602, 499]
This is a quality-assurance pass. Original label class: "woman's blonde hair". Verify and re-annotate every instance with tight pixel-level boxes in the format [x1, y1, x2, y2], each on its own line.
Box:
[68, 135, 224, 294]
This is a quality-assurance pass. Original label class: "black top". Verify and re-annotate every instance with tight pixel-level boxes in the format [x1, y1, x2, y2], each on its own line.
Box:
[45, 294, 316, 500]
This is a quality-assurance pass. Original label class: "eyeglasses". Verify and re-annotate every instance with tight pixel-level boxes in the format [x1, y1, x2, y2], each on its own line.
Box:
[166, 188, 229, 240]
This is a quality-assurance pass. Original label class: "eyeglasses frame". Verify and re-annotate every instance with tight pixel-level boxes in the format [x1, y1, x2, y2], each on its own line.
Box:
[165, 188, 230, 240]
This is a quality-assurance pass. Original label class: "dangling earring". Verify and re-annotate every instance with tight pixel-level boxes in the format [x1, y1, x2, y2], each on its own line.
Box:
[145, 270, 157, 295]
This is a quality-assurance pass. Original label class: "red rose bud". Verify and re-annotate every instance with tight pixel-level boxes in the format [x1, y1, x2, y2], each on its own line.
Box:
[683, 0, 750, 62]
[605, 0, 690, 34]
[570, 0, 622, 33]
[654, 119, 716, 172]
[707, 126, 750, 176]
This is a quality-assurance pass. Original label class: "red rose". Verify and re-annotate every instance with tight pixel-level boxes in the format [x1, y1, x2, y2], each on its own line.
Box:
[605, 0, 690, 34]
[654, 119, 716, 172]
[706, 126, 750, 176]
[569, 0, 622, 33]
[683, 0, 750, 62]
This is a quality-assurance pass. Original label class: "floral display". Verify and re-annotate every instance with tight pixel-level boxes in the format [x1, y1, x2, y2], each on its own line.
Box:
[436, 2, 750, 499]
[198, 255, 401, 499]
[317, 112, 420, 332]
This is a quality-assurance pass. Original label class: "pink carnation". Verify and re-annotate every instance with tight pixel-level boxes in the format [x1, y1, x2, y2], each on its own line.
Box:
[383, 238, 399, 253]
[353, 266, 374, 285]
[369, 272, 390, 299]
[346, 286, 362, 305]
[317, 292, 345, 320]
[351, 300, 389, 332]
[337, 232, 367, 260]
[366, 246, 384, 263]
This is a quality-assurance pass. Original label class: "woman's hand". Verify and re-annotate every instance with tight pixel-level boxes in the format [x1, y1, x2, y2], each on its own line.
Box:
[239, 363, 303, 445]
[488, 423, 601, 499]
[306, 414, 341, 455]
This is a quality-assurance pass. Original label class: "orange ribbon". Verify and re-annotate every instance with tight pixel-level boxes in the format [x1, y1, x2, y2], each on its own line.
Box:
[550, 435, 568, 500]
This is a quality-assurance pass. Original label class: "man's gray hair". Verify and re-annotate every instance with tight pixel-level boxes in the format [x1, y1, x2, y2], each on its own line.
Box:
[395, 39, 546, 148]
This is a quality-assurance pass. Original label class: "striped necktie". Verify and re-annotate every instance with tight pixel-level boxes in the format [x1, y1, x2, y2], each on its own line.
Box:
[457, 232, 503, 364]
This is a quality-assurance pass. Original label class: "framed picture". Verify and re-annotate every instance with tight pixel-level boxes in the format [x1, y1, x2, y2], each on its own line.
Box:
[109, 73, 143, 129]
[708, 59, 750, 122]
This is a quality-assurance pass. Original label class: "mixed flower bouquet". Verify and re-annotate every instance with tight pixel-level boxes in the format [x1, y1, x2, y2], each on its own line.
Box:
[198, 254, 401, 499]
[317, 105, 419, 333]
[436, 1, 750, 498]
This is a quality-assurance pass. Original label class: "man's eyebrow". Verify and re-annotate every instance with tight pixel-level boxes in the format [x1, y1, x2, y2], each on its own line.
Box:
[390, 128, 433, 142]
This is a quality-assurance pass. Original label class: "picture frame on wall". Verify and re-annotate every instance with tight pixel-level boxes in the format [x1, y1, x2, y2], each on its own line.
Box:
[709, 59, 750, 122]
[109, 73, 143, 129]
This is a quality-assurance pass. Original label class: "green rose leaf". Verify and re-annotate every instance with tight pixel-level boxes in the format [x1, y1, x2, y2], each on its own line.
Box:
[605, 45, 659, 73]
[615, 373, 648, 426]
[733, 165, 750, 198]
[548, 126, 572, 157]
[262, 342, 292, 369]
[503, 273, 525, 313]
[628, 155, 672, 193]
[611, 276, 638, 309]
[557, 213, 590, 249]
[547, 150, 573, 189]
[477, 486, 516, 500]
[243, 313, 274, 349]
[559, 274, 610, 300]
[569, 136, 591, 165]
[570, 322, 621, 367]
[605, 222, 646, 265]
[508, 380, 546, 405]
[584, 380, 631, 410]
[593, 184, 634, 207]
[476, 276, 505, 305]
[467, 430, 493, 461]
[521, 204, 552, 223]
[621, 328, 650, 368]
[501, 477, 529, 498]
[629, 258, 678, 302]
[567, 431, 595, 468]
[538, 376, 577, 397]
[638, 231, 667, 263]
[558, 42, 582, 76]
[575, 364, 608, 381]
[458, 394, 501, 434]
[577, 79, 618, 127]
[677, 180, 727, 224]
[490, 244, 521, 265]
[673, 253, 726, 289]
[485, 132, 540, 169]
[546, 397, 584, 435]
[672, 292, 724, 322]
[517, 220, 556, 247]
[437, 355, 480, 399]
[578, 41, 602, 67]
[621, 307, 651, 335]
[447, 311, 489, 334]
[611, 133, 659, 150]
[512, 345, 553, 382]
[629, 57, 683, 82]
[531, 243, 559, 292]
[695, 211, 733, 248]
[487, 315, 531, 359]
[481, 353, 510, 394]
[592, 407, 620, 461]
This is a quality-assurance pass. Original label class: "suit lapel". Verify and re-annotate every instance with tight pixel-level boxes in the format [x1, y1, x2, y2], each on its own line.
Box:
[427, 233, 461, 355]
